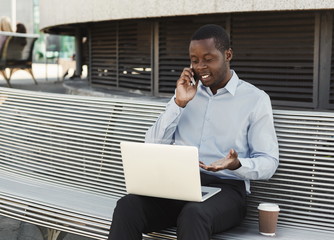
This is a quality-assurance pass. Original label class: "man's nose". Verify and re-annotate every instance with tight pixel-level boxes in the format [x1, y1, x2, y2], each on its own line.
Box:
[197, 60, 208, 69]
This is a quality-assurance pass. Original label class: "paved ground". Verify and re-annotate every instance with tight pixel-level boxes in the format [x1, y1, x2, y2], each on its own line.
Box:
[0, 63, 86, 93]
[0, 64, 95, 240]
[0, 215, 93, 240]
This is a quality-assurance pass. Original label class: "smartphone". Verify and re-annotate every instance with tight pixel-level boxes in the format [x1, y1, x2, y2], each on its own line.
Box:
[190, 64, 197, 86]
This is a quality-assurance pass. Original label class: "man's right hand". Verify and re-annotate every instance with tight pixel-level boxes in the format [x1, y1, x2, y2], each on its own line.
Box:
[174, 67, 199, 108]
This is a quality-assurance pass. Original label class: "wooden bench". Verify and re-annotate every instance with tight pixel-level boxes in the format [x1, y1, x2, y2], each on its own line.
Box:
[0, 32, 39, 87]
[0, 87, 333, 240]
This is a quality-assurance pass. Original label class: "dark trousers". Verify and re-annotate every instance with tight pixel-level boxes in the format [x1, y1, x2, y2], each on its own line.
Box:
[108, 173, 247, 240]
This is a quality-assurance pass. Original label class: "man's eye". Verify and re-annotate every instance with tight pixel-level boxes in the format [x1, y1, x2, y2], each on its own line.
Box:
[205, 58, 213, 62]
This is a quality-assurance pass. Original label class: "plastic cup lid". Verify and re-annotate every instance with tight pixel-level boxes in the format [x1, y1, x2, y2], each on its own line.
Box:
[258, 203, 280, 211]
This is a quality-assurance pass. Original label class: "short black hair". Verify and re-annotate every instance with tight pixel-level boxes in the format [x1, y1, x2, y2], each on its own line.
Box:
[191, 24, 230, 53]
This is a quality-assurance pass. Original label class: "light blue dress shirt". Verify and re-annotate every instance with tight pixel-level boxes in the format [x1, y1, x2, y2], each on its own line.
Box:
[145, 70, 279, 193]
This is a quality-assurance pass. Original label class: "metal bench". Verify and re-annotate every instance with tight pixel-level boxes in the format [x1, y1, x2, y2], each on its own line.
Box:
[0, 87, 333, 240]
[0, 32, 39, 87]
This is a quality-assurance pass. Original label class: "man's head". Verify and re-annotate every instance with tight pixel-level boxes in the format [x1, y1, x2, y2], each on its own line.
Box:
[189, 24, 233, 94]
[191, 24, 230, 54]
[0, 16, 13, 32]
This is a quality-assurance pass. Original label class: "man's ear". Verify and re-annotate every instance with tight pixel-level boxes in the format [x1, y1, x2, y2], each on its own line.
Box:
[225, 48, 233, 62]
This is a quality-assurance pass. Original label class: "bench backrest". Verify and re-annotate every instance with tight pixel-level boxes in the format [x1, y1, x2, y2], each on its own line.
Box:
[0, 88, 165, 198]
[0, 87, 333, 232]
[0, 32, 38, 65]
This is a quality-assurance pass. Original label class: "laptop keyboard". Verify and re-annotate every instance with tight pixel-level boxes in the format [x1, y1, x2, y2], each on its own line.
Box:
[201, 191, 208, 197]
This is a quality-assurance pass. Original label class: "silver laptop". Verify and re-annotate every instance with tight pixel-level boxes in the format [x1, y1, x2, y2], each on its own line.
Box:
[120, 141, 221, 202]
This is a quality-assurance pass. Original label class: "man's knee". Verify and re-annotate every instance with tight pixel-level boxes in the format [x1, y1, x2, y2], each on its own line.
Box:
[177, 203, 212, 240]
[109, 195, 145, 240]
[113, 194, 143, 219]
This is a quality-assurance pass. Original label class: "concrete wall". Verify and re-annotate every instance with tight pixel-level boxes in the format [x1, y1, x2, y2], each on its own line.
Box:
[0, 1, 12, 20]
[16, 0, 34, 33]
[40, 0, 334, 30]
[0, 0, 34, 33]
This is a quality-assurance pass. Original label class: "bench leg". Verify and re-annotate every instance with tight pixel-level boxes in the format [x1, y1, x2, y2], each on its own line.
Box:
[47, 229, 67, 240]
[38, 226, 68, 240]
[26, 68, 38, 85]
[7, 68, 38, 86]
[0, 69, 11, 87]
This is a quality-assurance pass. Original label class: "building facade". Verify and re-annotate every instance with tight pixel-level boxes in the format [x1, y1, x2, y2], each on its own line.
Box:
[40, 0, 334, 110]
[0, 0, 35, 33]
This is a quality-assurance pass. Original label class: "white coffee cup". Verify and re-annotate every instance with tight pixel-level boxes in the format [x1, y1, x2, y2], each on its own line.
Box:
[258, 203, 280, 236]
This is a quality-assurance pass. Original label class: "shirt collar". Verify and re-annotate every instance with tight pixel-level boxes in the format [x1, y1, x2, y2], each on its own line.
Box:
[222, 70, 239, 96]
[199, 70, 239, 96]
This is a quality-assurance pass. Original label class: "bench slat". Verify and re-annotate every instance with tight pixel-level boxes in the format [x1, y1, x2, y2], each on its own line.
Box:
[144, 222, 333, 240]
[0, 87, 333, 239]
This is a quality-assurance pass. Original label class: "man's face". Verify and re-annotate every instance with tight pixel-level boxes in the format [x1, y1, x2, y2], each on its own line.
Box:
[189, 38, 232, 94]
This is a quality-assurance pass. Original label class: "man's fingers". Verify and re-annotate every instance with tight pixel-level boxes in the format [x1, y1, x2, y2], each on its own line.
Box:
[207, 166, 219, 172]
[227, 149, 238, 159]
[199, 163, 215, 171]
[179, 68, 194, 84]
[181, 68, 193, 78]
[200, 164, 220, 172]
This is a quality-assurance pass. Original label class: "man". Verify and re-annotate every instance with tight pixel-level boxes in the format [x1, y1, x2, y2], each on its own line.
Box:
[108, 24, 279, 240]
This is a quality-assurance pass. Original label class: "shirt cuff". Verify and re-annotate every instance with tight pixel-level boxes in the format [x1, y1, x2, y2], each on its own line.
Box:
[164, 97, 184, 119]
[233, 157, 253, 178]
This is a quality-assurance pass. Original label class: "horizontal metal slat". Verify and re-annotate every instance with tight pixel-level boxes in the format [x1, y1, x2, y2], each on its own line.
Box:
[0, 151, 124, 181]
[0, 126, 122, 150]
[251, 185, 334, 203]
[0, 89, 167, 109]
[0, 191, 115, 222]
[0, 117, 148, 139]
[0, 101, 162, 122]
[0, 167, 126, 196]
[273, 171, 334, 183]
[0, 134, 123, 164]
[0, 149, 124, 177]
[0, 162, 125, 192]
[2, 95, 165, 112]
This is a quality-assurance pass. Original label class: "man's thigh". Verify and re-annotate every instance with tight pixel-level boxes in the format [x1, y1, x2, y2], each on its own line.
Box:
[207, 184, 246, 232]
[179, 181, 247, 234]
[120, 194, 187, 233]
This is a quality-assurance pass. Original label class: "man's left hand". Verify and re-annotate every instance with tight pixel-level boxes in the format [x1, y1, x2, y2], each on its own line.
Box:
[199, 149, 241, 172]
